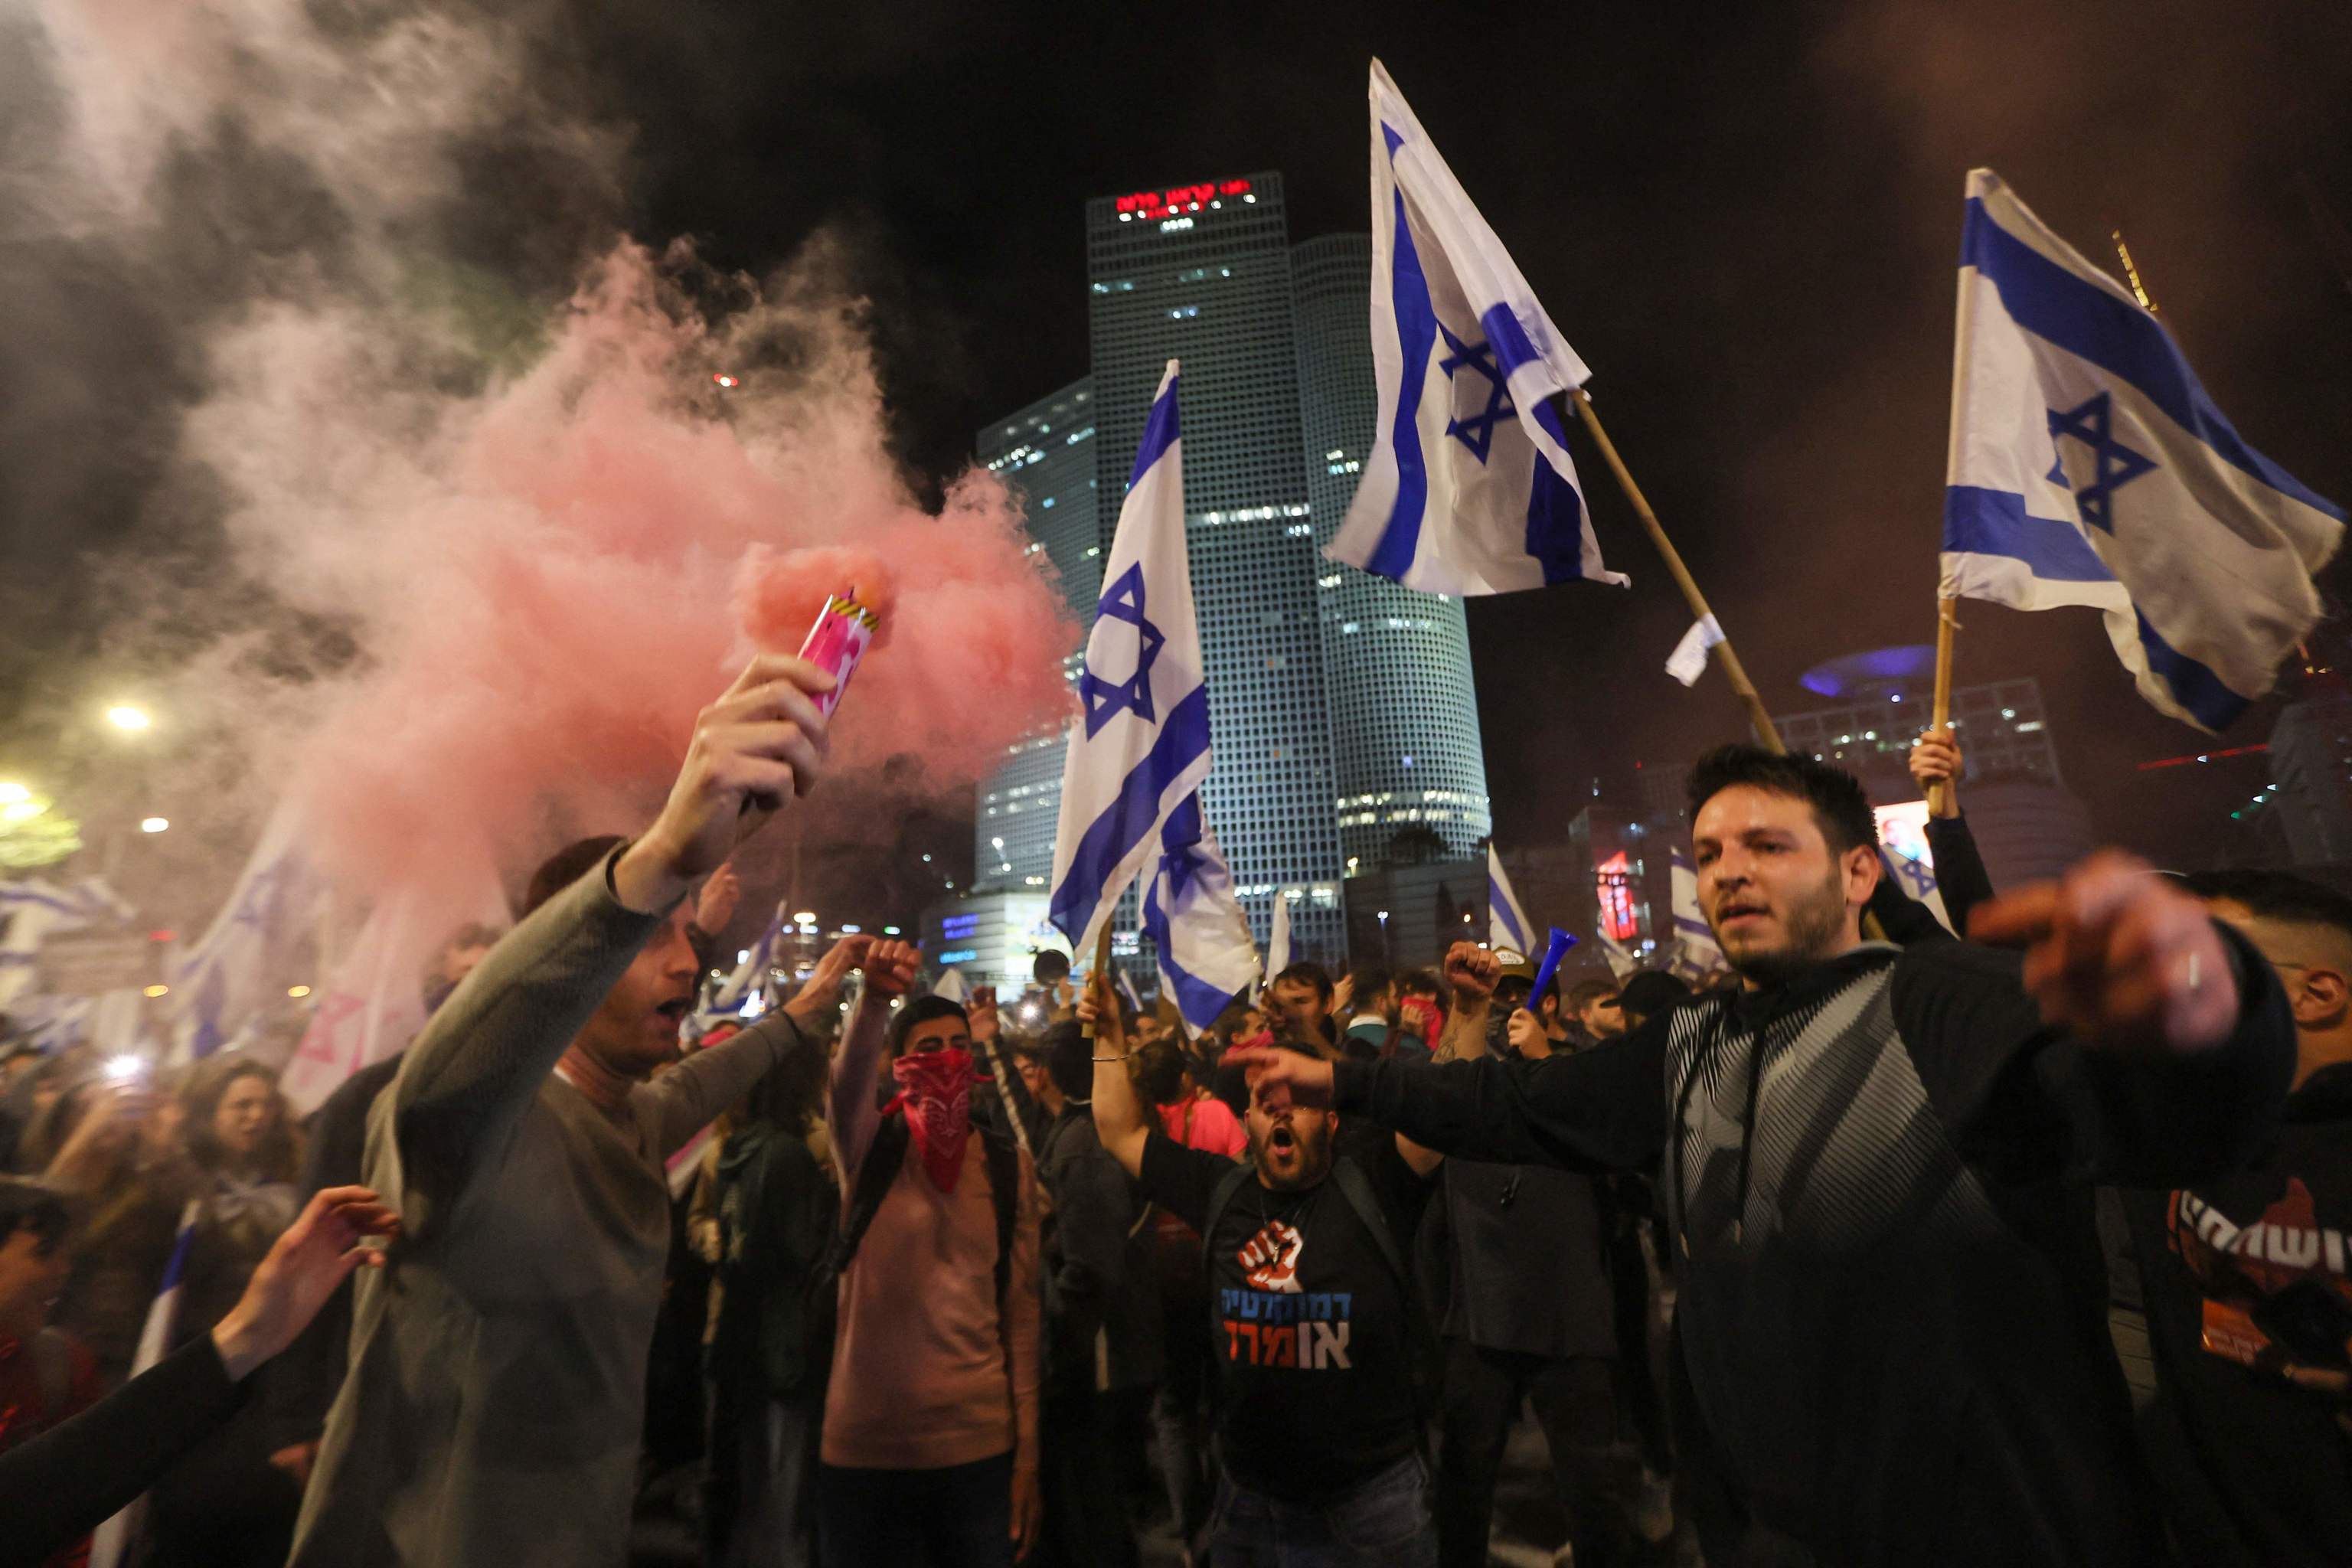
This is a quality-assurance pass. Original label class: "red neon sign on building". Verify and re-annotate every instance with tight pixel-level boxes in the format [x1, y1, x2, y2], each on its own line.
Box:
[1114, 178, 1254, 222]
[1596, 851, 1640, 943]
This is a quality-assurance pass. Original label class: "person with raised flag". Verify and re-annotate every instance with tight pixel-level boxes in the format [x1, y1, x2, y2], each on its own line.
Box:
[1938, 168, 2344, 733]
[285, 651, 846, 1568]
[1486, 844, 1534, 960]
[1234, 743, 2299, 1568]
[1048, 360, 1208, 971]
[1082, 972, 1440, 1566]
[1327, 61, 1626, 599]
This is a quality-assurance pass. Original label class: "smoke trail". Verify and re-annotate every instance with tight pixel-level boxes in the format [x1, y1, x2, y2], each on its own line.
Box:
[5, 2, 1076, 951]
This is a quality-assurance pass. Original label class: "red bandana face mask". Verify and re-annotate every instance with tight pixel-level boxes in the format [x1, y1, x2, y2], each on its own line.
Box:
[887, 1047, 976, 1193]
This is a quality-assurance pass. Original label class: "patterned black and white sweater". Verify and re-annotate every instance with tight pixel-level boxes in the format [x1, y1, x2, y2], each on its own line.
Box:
[1338, 935, 2294, 1568]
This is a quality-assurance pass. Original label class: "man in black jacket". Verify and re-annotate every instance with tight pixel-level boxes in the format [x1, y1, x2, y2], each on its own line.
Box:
[1238, 744, 2295, 1568]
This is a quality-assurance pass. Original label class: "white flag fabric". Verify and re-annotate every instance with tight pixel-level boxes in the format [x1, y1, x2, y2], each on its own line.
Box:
[170, 799, 312, 1061]
[932, 965, 969, 1005]
[279, 861, 505, 1116]
[87, 1198, 201, 1568]
[1144, 795, 1259, 1037]
[280, 892, 430, 1116]
[1665, 615, 1726, 688]
[714, 903, 789, 1011]
[1326, 60, 1625, 598]
[1667, 847, 1728, 985]
[0, 875, 135, 1009]
[1264, 883, 1294, 987]
[1049, 361, 1211, 958]
[1942, 168, 2344, 732]
[1485, 844, 1534, 959]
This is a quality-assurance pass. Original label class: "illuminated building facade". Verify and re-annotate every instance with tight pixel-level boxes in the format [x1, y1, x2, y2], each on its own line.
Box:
[1086, 172, 1344, 961]
[975, 380, 1098, 895]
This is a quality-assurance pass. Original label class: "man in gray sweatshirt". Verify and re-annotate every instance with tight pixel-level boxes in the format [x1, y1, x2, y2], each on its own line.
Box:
[288, 652, 917, 1566]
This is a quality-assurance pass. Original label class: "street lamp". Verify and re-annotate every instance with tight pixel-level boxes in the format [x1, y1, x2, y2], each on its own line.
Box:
[140, 817, 168, 834]
[105, 705, 152, 733]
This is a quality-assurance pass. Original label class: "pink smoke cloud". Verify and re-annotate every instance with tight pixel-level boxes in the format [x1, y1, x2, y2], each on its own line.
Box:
[264, 242, 1077, 913]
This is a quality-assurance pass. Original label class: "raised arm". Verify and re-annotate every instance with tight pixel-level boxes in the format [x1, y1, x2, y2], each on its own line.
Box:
[390, 851, 670, 1185]
[1080, 977, 1148, 1178]
[1429, 942, 1498, 1064]
[827, 939, 922, 1186]
[1400, 943, 1499, 1174]
[395, 652, 835, 1194]
[1928, 854, 2294, 1188]
[1236, 1024, 1670, 1176]
[639, 935, 869, 1158]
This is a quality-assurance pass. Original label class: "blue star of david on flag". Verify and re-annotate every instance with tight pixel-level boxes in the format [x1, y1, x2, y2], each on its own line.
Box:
[1437, 322, 1514, 464]
[2045, 393, 2158, 534]
[1077, 563, 1167, 737]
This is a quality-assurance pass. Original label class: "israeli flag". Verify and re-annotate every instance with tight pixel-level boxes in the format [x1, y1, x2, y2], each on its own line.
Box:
[1049, 361, 1211, 958]
[171, 799, 309, 1060]
[1143, 797, 1258, 1037]
[1943, 169, 2343, 732]
[0, 875, 134, 1008]
[1327, 60, 1626, 597]
[1486, 844, 1534, 959]
[713, 902, 789, 1012]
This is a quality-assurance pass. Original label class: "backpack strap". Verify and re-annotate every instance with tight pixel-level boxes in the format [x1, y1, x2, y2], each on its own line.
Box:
[1328, 1157, 1445, 1430]
[1328, 1158, 1411, 1294]
[981, 1122, 1020, 1307]
[818, 1109, 911, 1288]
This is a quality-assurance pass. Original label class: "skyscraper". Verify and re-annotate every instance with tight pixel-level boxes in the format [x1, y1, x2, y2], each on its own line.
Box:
[1083, 172, 1344, 959]
[966, 175, 1490, 970]
[975, 380, 1097, 894]
[1292, 234, 1492, 869]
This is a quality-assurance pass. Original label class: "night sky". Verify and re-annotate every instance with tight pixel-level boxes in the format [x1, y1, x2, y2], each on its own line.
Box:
[591, 0, 2352, 867]
[6, 0, 2351, 886]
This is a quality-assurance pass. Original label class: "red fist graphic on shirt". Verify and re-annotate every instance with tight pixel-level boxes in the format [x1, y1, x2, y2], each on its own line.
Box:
[1239, 1219, 1305, 1294]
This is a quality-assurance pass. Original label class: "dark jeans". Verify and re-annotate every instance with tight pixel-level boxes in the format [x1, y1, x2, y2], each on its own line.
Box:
[1436, 1341, 1632, 1568]
[1210, 1452, 1437, 1567]
[1153, 1281, 1214, 1546]
[1040, 1385, 1144, 1568]
[816, 1451, 1012, 1568]
[710, 1390, 822, 1568]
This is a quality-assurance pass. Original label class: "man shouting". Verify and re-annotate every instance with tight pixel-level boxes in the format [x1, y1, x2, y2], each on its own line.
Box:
[289, 653, 871, 1567]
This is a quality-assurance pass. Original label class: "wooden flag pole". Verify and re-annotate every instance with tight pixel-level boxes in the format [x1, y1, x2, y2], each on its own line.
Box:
[1079, 919, 1115, 1042]
[1926, 599, 1959, 817]
[1570, 387, 1785, 755]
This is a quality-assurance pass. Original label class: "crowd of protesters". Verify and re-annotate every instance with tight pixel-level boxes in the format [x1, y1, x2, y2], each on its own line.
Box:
[0, 655, 2345, 1568]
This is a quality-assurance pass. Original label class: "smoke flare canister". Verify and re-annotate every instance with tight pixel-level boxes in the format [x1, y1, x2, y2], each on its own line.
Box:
[797, 588, 880, 719]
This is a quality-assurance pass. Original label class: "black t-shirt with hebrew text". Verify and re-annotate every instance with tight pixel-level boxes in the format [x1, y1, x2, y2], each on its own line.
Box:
[1138, 1130, 1416, 1501]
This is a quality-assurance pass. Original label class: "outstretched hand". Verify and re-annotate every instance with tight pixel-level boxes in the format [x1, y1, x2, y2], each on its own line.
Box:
[1970, 851, 2239, 1054]
[211, 1186, 400, 1382]
[616, 654, 836, 913]
[1225, 1047, 1336, 1109]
